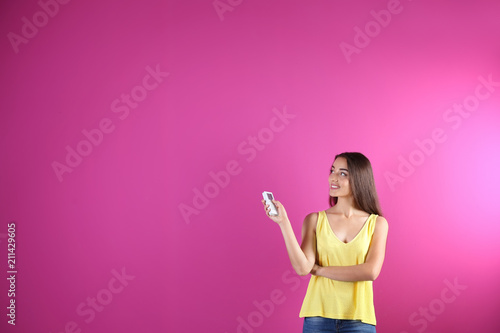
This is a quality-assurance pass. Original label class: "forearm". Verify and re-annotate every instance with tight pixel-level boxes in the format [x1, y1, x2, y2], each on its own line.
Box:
[312, 263, 377, 282]
[279, 221, 314, 276]
[311, 216, 388, 283]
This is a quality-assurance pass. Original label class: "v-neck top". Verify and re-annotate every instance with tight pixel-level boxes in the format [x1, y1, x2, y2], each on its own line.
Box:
[299, 211, 378, 325]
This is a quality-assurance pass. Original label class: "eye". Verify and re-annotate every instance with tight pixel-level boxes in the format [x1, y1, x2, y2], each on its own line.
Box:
[341, 172, 348, 177]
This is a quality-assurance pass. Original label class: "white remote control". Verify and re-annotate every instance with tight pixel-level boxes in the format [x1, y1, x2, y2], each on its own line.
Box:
[262, 191, 278, 216]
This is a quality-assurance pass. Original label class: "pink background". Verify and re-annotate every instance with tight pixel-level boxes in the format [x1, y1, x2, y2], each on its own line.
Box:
[1, 0, 500, 332]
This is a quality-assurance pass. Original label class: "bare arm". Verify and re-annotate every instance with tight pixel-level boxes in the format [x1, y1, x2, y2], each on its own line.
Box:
[263, 200, 317, 276]
[311, 216, 389, 281]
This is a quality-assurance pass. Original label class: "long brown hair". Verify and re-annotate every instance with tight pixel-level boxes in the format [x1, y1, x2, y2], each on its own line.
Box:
[329, 152, 383, 216]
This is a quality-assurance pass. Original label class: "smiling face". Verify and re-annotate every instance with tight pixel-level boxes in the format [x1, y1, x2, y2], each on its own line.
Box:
[329, 157, 352, 198]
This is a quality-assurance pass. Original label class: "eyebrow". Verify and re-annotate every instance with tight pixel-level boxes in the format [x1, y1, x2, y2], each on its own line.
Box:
[331, 167, 349, 172]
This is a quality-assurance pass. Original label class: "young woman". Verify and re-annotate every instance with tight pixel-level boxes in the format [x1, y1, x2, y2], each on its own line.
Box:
[262, 152, 388, 333]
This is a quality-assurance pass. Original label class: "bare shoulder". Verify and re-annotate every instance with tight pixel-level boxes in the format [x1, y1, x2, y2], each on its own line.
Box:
[375, 215, 389, 233]
[303, 212, 319, 231]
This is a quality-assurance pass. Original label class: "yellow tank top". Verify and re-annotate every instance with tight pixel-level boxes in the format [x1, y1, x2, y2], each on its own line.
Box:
[299, 211, 378, 325]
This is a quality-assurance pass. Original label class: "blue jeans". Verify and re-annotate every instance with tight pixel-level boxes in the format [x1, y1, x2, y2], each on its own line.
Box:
[303, 317, 376, 333]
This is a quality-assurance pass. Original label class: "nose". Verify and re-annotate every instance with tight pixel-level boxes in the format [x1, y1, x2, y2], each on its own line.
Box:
[329, 172, 337, 182]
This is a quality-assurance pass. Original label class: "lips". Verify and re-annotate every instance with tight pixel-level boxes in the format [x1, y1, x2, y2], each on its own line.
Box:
[330, 184, 339, 189]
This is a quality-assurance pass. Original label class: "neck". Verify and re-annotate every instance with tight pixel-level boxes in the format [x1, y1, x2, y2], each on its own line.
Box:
[333, 196, 359, 218]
